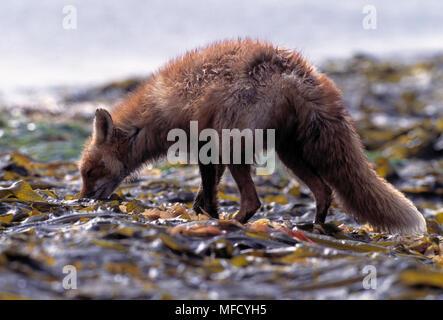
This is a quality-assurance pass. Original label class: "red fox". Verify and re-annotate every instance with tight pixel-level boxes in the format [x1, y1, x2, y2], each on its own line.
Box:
[78, 39, 426, 235]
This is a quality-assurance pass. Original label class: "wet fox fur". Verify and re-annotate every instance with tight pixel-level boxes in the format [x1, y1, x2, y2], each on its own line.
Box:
[79, 39, 426, 235]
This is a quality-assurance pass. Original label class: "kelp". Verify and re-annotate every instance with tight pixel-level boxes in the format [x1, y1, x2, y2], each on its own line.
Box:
[0, 54, 442, 299]
[0, 151, 441, 299]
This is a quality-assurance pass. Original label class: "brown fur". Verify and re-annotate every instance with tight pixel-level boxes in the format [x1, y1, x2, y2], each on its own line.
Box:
[79, 39, 426, 235]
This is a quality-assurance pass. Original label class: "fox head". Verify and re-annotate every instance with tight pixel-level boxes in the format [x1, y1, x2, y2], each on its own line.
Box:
[78, 108, 129, 199]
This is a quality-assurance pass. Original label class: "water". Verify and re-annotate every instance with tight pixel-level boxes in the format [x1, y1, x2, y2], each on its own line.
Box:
[1, 0, 443, 91]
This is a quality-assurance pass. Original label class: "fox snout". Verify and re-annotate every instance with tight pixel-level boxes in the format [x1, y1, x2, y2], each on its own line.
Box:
[80, 179, 119, 200]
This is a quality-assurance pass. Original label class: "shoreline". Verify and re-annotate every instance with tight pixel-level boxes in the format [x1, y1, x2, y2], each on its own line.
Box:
[1, 49, 442, 105]
[0, 51, 442, 162]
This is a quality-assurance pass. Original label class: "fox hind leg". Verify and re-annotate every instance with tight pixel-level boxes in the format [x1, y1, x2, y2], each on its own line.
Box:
[278, 152, 332, 227]
[193, 164, 226, 218]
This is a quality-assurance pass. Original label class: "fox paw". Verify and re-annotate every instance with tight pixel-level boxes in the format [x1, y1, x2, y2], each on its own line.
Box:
[312, 223, 327, 235]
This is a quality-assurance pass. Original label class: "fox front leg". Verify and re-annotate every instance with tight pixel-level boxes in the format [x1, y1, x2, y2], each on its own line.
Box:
[193, 164, 225, 218]
[228, 164, 261, 223]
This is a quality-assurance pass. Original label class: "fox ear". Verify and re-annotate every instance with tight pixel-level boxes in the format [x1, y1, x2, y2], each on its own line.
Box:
[93, 108, 113, 144]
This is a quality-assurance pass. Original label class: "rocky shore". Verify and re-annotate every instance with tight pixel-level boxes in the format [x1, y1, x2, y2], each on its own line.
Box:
[0, 54, 442, 299]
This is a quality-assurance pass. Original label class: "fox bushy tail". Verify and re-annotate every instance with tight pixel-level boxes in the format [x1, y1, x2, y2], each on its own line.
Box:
[296, 74, 426, 235]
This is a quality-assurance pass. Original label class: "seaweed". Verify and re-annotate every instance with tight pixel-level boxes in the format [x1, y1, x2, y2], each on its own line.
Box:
[0, 54, 442, 299]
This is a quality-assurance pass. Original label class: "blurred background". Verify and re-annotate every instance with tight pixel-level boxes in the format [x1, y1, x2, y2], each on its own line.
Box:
[1, 0, 443, 90]
[1, 0, 442, 161]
